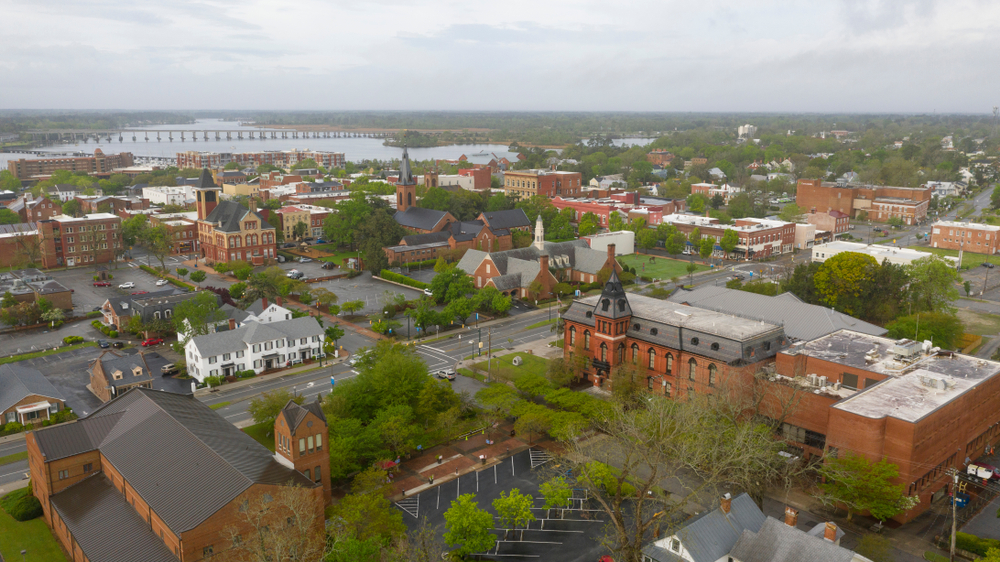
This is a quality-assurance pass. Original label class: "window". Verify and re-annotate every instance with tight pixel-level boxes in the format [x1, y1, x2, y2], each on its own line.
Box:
[315, 433, 323, 451]
[617, 344, 625, 363]
[299, 438, 306, 454]
[584, 330, 591, 349]
[304, 468, 311, 480]
[671, 539, 681, 553]
[253, 344, 261, 353]
[690, 337, 699, 346]
[236, 350, 244, 358]
[688, 359, 697, 380]
[203, 546, 214, 557]
[841, 372, 859, 390]
[600, 343, 607, 362]
[58, 470, 69, 480]
[569, 326, 576, 346]
[223, 353, 231, 361]
[664, 382, 672, 398]
[307, 435, 314, 453]
[631, 343, 639, 363]
[315, 465, 321, 482]
[648, 348, 656, 369]
[665, 353, 673, 374]
[708, 364, 717, 387]
[209, 356, 217, 364]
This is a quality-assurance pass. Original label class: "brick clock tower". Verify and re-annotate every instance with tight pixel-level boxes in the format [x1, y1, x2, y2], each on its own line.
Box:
[193, 168, 219, 220]
[396, 146, 416, 212]
[591, 269, 633, 387]
[274, 399, 332, 505]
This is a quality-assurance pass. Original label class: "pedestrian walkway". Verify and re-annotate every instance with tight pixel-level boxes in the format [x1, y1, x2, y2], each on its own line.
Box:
[283, 300, 384, 341]
[195, 354, 347, 398]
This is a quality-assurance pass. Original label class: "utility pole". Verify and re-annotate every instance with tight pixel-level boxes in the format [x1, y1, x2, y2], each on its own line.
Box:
[487, 327, 493, 381]
[950, 468, 958, 562]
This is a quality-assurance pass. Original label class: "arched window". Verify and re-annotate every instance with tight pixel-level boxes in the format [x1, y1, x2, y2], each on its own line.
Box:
[617, 343, 625, 364]
[600, 343, 607, 363]
[648, 348, 656, 369]
[665, 353, 673, 375]
[165, 309, 172, 319]
[688, 358, 697, 381]
[397, 192, 402, 206]
[584, 330, 591, 349]
[569, 326, 576, 346]
[664, 382, 672, 398]
[631, 343, 639, 363]
[407, 192, 413, 207]
[708, 364, 718, 387]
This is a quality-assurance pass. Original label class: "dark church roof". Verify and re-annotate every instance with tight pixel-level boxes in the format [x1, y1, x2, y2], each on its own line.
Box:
[204, 201, 274, 232]
[480, 209, 531, 230]
[193, 168, 217, 189]
[398, 147, 415, 186]
[594, 270, 632, 320]
[394, 206, 451, 231]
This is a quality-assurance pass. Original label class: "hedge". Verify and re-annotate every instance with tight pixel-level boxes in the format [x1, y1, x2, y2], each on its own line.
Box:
[278, 250, 297, 261]
[62, 336, 84, 345]
[91, 320, 118, 338]
[235, 369, 256, 380]
[0, 487, 43, 521]
[956, 533, 1000, 556]
[85, 310, 103, 319]
[167, 277, 195, 291]
[139, 264, 163, 276]
[379, 269, 429, 289]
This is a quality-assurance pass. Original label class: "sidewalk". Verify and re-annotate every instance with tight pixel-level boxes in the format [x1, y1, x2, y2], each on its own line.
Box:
[194, 354, 349, 398]
[283, 301, 385, 341]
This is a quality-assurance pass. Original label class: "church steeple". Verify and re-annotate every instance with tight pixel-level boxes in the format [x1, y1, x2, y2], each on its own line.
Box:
[533, 215, 545, 250]
[594, 269, 632, 320]
[398, 146, 415, 186]
[396, 146, 416, 212]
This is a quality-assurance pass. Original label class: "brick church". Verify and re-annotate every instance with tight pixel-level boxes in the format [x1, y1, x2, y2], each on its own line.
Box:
[193, 168, 277, 265]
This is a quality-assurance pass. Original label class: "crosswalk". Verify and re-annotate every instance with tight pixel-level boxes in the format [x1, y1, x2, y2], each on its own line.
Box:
[395, 495, 419, 518]
[529, 448, 554, 469]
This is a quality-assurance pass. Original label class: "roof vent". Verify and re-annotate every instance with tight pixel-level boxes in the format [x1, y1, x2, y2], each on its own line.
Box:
[121, 303, 129, 309]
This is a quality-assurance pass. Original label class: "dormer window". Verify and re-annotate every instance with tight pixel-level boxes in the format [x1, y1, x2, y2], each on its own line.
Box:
[132, 367, 143, 377]
[618, 299, 626, 311]
[586, 311, 592, 318]
[112, 370, 123, 381]
[671, 539, 681, 552]
[633, 323, 640, 331]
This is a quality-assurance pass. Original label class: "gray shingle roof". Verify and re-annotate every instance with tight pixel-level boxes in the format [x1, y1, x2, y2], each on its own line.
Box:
[191, 316, 323, 358]
[94, 351, 152, 388]
[643, 493, 766, 562]
[455, 239, 602, 276]
[104, 288, 178, 317]
[729, 517, 856, 562]
[50, 474, 178, 562]
[394, 207, 451, 231]
[280, 399, 327, 433]
[401, 230, 452, 246]
[479, 209, 531, 230]
[193, 168, 217, 188]
[203, 200, 274, 232]
[0, 363, 65, 413]
[668, 286, 887, 341]
[33, 388, 316, 534]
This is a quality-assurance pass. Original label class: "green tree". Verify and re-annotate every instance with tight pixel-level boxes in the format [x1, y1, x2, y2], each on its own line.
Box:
[341, 300, 365, 316]
[415, 379, 461, 428]
[814, 251, 879, 315]
[819, 452, 918, 522]
[247, 388, 304, 427]
[711, 193, 725, 209]
[175, 267, 188, 279]
[330, 467, 407, 544]
[636, 229, 658, 253]
[699, 237, 714, 259]
[539, 476, 573, 510]
[443, 495, 496, 557]
[728, 193, 752, 218]
[906, 256, 960, 313]
[493, 488, 536, 531]
[224, 161, 241, 170]
[665, 232, 686, 255]
[686, 193, 708, 213]
[886, 312, 964, 349]
[778, 203, 805, 223]
[292, 220, 309, 241]
[325, 324, 345, 347]
[121, 213, 149, 249]
[172, 291, 225, 343]
[0, 209, 21, 224]
[228, 281, 247, 300]
[140, 224, 174, 271]
[443, 297, 475, 325]
[189, 270, 206, 285]
[719, 229, 739, 255]
[60, 199, 81, 218]
[430, 266, 474, 303]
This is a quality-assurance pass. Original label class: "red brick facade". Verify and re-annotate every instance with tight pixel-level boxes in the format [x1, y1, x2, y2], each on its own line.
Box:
[796, 179, 932, 225]
[504, 170, 582, 200]
[930, 221, 1000, 255]
[7, 149, 134, 180]
[38, 213, 122, 268]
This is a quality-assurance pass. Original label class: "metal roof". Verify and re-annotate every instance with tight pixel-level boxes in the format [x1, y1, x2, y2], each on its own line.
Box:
[479, 209, 531, 230]
[0, 363, 66, 414]
[50, 474, 178, 562]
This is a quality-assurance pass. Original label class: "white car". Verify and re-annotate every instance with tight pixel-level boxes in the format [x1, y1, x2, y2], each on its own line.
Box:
[299, 257, 313, 263]
[286, 269, 300, 278]
[423, 288, 433, 297]
[119, 282, 135, 289]
[155, 279, 169, 286]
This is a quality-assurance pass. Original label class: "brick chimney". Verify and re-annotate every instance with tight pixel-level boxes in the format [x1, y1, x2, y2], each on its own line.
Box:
[823, 522, 837, 542]
[607, 243, 616, 261]
[276, 295, 283, 306]
[720, 493, 732, 514]
[248, 197, 257, 213]
[228, 318, 236, 330]
[261, 296, 268, 310]
[784, 507, 798, 527]
[540, 254, 549, 272]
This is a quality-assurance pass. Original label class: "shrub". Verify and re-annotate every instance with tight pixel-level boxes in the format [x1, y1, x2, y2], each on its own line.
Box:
[1, 421, 24, 436]
[956, 533, 1000, 556]
[62, 336, 84, 345]
[379, 269, 429, 289]
[109, 330, 118, 338]
[235, 369, 256, 379]
[0, 488, 43, 521]
[91, 320, 117, 337]
[86, 310, 103, 318]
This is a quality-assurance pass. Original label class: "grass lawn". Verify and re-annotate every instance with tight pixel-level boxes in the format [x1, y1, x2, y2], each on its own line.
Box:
[0, 342, 97, 365]
[956, 309, 1000, 336]
[907, 245, 993, 268]
[618, 254, 709, 281]
[526, 318, 557, 330]
[242, 422, 276, 452]
[314, 247, 363, 265]
[463, 349, 505, 360]
[457, 368, 485, 382]
[0, 451, 27, 467]
[209, 401, 230, 410]
[473, 352, 550, 380]
[549, 337, 564, 348]
[0, 502, 67, 562]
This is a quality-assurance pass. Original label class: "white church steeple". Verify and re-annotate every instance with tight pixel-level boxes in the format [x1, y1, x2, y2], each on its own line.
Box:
[533, 215, 545, 250]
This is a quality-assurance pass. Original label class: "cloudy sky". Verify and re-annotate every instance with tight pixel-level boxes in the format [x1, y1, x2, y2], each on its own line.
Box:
[2, 0, 996, 112]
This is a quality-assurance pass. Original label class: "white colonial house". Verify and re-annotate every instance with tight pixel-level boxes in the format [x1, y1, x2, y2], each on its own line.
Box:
[184, 316, 324, 382]
[178, 297, 294, 342]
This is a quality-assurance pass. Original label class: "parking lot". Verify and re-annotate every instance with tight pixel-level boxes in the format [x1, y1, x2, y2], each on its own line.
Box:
[398, 449, 607, 561]
[47, 259, 186, 315]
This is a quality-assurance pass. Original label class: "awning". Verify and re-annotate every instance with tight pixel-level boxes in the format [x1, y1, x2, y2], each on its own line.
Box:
[16, 402, 50, 414]
[262, 352, 279, 358]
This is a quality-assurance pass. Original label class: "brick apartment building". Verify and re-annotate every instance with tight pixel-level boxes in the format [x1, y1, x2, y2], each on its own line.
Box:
[805, 210, 850, 235]
[457, 167, 493, 190]
[7, 194, 61, 223]
[646, 149, 675, 166]
[384, 209, 532, 265]
[503, 169, 583, 200]
[0, 223, 41, 268]
[551, 195, 685, 229]
[272, 206, 311, 241]
[561, 271, 787, 392]
[796, 179, 932, 225]
[88, 350, 153, 403]
[177, 150, 345, 170]
[930, 220, 1000, 254]
[759, 330, 1000, 523]
[7, 149, 134, 180]
[37, 212, 122, 268]
[0, 363, 66, 426]
[77, 195, 150, 216]
[662, 214, 795, 259]
[193, 170, 277, 265]
[150, 213, 199, 255]
[26, 388, 328, 562]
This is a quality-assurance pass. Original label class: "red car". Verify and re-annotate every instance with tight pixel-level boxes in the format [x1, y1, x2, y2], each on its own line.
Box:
[141, 338, 164, 347]
[93, 281, 110, 287]
[131, 291, 149, 296]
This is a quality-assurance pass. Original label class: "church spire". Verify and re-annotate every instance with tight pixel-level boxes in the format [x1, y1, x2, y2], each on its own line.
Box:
[533, 214, 545, 250]
[398, 146, 415, 186]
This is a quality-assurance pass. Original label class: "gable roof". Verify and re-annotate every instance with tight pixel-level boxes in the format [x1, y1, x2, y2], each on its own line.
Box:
[33, 388, 315, 534]
[479, 209, 531, 230]
[103, 288, 178, 317]
[94, 351, 152, 388]
[203, 200, 273, 232]
[643, 493, 766, 562]
[193, 168, 217, 188]
[394, 206, 451, 231]
[190, 316, 323, 358]
[280, 399, 327, 433]
[668, 285, 887, 341]
[455, 239, 602, 277]
[0, 363, 65, 413]
[729, 517, 857, 562]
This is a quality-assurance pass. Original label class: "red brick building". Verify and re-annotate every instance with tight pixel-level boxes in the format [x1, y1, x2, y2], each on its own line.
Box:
[77, 195, 150, 216]
[177, 149, 345, 170]
[930, 220, 1000, 254]
[194, 169, 277, 265]
[646, 149, 675, 166]
[662, 214, 795, 259]
[551, 196, 684, 229]
[796, 179, 932, 225]
[38, 212, 122, 268]
[457, 167, 493, 190]
[561, 271, 787, 392]
[804, 210, 850, 235]
[503, 169, 583, 200]
[26, 388, 327, 562]
[150, 213, 199, 255]
[384, 209, 532, 265]
[759, 330, 1000, 523]
[7, 194, 61, 223]
[7, 149, 134, 180]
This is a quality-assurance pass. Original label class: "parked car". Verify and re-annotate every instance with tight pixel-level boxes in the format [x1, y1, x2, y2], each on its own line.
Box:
[155, 279, 169, 286]
[289, 271, 305, 280]
[299, 257, 313, 263]
[119, 281, 135, 289]
[131, 291, 149, 296]
[97, 340, 110, 348]
[423, 288, 434, 297]
[93, 281, 111, 287]
[160, 363, 178, 376]
[983, 262, 995, 269]
[967, 463, 1000, 481]
[321, 262, 336, 270]
[141, 338, 164, 347]
[436, 369, 456, 380]
[283, 243, 296, 248]
[112, 341, 124, 349]
[92, 306, 102, 312]
[286, 269, 300, 278]
[316, 239, 327, 244]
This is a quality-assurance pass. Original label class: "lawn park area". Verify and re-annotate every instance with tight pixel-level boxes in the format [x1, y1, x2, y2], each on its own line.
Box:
[907, 245, 995, 268]
[957, 308, 1000, 337]
[242, 422, 276, 452]
[472, 351, 550, 381]
[617, 254, 710, 280]
[0, 500, 67, 562]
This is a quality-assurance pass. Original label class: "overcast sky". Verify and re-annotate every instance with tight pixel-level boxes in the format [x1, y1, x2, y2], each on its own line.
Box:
[2, 0, 996, 112]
